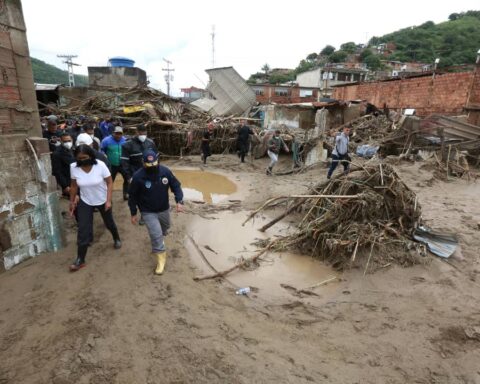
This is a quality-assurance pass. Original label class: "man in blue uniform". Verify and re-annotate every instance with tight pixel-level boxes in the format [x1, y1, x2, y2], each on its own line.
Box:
[128, 150, 184, 275]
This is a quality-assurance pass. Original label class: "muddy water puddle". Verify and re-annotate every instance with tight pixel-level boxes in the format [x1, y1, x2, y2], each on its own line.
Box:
[174, 169, 237, 204]
[114, 169, 237, 205]
[186, 210, 338, 300]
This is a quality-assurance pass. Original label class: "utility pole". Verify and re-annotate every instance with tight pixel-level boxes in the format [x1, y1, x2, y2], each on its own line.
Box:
[211, 25, 215, 68]
[57, 54, 80, 87]
[162, 58, 174, 96]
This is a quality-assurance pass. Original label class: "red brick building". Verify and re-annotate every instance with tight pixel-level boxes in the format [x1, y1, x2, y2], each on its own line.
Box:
[332, 67, 480, 122]
[251, 84, 319, 104]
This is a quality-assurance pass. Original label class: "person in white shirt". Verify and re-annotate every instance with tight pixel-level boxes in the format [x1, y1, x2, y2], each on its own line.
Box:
[68, 145, 121, 271]
[327, 127, 351, 179]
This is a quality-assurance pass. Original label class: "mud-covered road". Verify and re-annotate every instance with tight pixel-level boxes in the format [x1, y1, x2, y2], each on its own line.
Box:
[0, 155, 479, 384]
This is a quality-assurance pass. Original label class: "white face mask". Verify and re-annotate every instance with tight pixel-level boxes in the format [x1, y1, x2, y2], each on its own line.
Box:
[62, 142, 73, 150]
[89, 134, 94, 138]
[138, 135, 147, 142]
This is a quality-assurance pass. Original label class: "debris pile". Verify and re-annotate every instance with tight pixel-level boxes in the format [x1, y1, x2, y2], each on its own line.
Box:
[349, 115, 395, 149]
[245, 162, 425, 271]
[55, 86, 259, 156]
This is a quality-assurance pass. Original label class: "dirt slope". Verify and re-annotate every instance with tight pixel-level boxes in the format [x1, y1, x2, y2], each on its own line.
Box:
[0, 155, 479, 384]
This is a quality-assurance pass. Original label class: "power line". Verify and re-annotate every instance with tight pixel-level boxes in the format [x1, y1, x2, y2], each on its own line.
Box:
[57, 54, 80, 87]
[162, 58, 175, 96]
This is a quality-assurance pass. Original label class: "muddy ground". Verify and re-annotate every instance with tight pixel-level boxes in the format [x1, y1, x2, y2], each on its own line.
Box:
[0, 154, 479, 384]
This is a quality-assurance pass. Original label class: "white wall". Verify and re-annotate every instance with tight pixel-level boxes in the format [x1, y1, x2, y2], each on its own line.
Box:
[296, 68, 322, 88]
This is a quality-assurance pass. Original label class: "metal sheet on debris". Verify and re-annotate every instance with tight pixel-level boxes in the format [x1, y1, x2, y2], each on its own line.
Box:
[413, 226, 458, 258]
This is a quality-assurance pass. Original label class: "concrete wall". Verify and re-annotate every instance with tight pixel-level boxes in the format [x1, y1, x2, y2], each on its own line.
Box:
[296, 69, 322, 88]
[332, 71, 476, 117]
[264, 105, 316, 130]
[0, 0, 63, 270]
[0, 136, 63, 270]
[88, 66, 147, 88]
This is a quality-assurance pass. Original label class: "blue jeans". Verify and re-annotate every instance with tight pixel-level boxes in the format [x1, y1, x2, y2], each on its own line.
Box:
[141, 210, 171, 252]
[327, 154, 350, 178]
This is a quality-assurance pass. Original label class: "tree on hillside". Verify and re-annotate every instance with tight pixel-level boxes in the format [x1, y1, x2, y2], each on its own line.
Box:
[306, 52, 318, 62]
[360, 48, 374, 61]
[364, 55, 382, 70]
[294, 59, 316, 75]
[329, 51, 348, 63]
[320, 45, 335, 56]
[340, 42, 357, 54]
[261, 63, 270, 75]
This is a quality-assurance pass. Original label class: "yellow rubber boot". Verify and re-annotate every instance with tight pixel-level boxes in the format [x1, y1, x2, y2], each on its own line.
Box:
[155, 251, 167, 275]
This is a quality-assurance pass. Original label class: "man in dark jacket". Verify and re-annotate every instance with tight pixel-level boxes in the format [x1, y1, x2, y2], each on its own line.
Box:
[43, 119, 61, 153]
[236, 119, 257, 163]
[52, 133, 75, 196]
[121, 124, 157, 181]
[128, 150, 184, 275]
[201, 122, 214, 165]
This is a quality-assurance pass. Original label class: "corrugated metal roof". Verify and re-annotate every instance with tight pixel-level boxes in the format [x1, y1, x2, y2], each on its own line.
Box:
[191, 98, 217, 113]
[205, 67, 256, 116]
[35, 83, 61, 91]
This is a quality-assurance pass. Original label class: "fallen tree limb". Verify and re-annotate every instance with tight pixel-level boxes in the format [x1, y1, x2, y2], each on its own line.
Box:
[243, 194, 360, 228]
[193, 241, 275, 281]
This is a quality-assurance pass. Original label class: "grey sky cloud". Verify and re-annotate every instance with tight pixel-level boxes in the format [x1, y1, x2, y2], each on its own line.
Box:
[22, 0, 480, 96]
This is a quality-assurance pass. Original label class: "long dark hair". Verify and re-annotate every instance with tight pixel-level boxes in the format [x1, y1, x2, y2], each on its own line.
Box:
[74, 144, 97, 165]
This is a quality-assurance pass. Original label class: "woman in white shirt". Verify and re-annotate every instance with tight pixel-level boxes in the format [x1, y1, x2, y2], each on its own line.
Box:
[69, 145, 121, 271]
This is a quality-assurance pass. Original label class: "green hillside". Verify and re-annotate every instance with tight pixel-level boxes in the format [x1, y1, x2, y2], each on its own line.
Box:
[31, 57, 88, 86]
[249, 10, 480, 84]
[370, 10, 480, 67]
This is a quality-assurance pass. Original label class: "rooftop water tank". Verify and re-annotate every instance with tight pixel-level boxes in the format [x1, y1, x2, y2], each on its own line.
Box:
[108, 57, 135, 67]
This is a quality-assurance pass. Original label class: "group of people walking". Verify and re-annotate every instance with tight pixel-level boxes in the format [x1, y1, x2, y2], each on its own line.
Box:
[45, 117, 182, 275]
[45, 114, 350, 274]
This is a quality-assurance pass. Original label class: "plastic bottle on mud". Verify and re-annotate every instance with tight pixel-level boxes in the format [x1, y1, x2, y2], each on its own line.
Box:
[235, 287, 251, 295]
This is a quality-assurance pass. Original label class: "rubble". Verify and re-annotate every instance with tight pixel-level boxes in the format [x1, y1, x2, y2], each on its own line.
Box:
[244, 162, 426, 272]
[50, 86, 262, 156]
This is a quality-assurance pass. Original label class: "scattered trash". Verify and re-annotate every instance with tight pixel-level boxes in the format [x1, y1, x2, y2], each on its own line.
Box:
[413, 226, 458, 258]
[464, 326, 480, 341]
[235, 287, 251, 295]
[356, 144, 379, 158]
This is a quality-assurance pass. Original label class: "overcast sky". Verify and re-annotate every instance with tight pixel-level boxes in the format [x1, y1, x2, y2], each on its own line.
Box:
[23, 0, 479, 96]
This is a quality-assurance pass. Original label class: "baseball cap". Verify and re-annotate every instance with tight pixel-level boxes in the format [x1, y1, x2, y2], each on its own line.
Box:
[113, 126, 123, 133]
[76, 133, 93, 146]
[143, 150, 158, 167]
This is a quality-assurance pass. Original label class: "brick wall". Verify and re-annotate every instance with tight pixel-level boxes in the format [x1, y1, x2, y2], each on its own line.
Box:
[255, 85, 318, 104]
[332, 71, 475, 117]
[466, 66, 480, 125]
[0, 1, 63, 270]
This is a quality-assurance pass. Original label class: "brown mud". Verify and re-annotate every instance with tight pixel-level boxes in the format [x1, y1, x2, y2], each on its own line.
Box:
[0, 154, 479, 384]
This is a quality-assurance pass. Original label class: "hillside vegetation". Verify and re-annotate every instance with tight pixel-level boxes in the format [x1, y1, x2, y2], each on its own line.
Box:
[248, 10, 480, 84]
[31, 57, 88, 86]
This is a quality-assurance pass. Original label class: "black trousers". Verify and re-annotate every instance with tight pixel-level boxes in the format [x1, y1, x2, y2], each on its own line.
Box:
[201, 143, 211, 163]
[76, 199, 120, 261]
[237, 140, 249, 162]
[111, 165, 129, 195]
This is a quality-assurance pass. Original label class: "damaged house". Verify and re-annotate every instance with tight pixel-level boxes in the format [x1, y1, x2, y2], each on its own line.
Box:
[0, 0, 63, 270]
